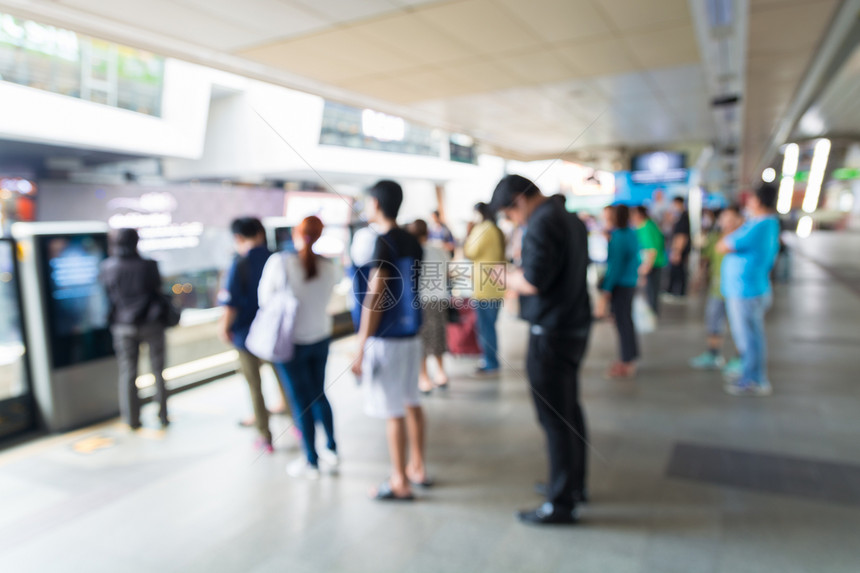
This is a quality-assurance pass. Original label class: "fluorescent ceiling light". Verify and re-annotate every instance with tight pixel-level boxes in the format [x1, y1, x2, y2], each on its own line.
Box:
[782, 143, 799, 177]
[776, 176, 795, 215]
[796, 215, 813, 238]
[802, 138, 831, 213]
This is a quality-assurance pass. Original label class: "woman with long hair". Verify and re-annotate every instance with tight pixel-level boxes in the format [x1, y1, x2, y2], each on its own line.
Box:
[259, 216, 339, 478]
[595, 205, 641, 378]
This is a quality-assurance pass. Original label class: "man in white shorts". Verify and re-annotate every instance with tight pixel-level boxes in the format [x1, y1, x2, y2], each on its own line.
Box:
[352, 180, 429, 501]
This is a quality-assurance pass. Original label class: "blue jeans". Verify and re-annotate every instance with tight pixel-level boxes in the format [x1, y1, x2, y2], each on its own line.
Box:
[274, 338, 335, 466]
[725, 294, 772, 386]
[475, 302, 501, 370]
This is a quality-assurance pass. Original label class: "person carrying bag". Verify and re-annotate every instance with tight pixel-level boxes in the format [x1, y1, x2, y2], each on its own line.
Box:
[258, 216, 339, 479]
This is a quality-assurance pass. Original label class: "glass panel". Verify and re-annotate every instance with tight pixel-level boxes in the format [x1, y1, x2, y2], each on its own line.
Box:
[319, 101, 443, 157]
[0, 12, 163, 116]
[0, 240, 27, 401]
[37, 234, 113, 368]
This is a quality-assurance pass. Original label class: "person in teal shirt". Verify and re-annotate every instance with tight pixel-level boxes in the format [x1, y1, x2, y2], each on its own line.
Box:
[631, 206, 667, 315]
[595, 204, 640, 378]
[717, 184, 781, 396]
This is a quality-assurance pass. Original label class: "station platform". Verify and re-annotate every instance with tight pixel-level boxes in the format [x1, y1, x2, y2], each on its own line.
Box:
[1, 232, 859, 573]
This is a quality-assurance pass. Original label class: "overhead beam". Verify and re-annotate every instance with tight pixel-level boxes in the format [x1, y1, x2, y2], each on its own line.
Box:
[753, 0, 860, 182]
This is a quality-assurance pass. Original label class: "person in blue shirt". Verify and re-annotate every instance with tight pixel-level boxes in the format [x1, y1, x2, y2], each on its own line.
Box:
[595, 204, 641, 379]
[218, 217, 291, 452]
[717, 184, 781, 396]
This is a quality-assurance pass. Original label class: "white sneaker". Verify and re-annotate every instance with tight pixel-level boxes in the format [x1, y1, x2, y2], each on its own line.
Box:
[286, 458, 320, 479]
[318, 448, 340, 474]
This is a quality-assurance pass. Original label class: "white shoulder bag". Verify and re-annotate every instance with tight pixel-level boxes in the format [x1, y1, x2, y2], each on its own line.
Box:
[245, 254, 297, 363]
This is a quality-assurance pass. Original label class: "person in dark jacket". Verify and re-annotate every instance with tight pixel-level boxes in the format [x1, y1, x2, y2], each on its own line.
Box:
[491, 175, 592, 525]
[99, 228, 168, 429]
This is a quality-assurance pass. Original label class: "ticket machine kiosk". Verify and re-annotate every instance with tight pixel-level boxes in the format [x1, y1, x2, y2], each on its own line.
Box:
[12, 222, 118, 432]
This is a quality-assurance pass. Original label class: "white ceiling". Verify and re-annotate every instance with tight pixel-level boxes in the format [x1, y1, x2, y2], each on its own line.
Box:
[796, 41, 860, 140]
[0, 0, 844, 178]
[742, 0, 840, 183]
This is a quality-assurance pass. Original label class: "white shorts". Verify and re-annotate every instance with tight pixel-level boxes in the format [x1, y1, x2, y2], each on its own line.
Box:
[362, 336, 421, 419]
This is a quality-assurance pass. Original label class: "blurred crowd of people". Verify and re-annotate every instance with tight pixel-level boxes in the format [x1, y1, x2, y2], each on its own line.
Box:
[97, 175, 784, 525]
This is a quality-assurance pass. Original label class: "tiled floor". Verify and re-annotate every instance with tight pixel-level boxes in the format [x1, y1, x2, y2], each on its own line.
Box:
[1, 231, 859, 572]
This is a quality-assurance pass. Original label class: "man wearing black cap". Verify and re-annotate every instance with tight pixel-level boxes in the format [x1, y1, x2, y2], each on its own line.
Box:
[490, 174, 592, 525]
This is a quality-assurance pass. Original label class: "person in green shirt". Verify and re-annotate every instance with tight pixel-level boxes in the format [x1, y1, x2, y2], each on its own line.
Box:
[630, 206, 666, 316]
[690, 206, 743, 370]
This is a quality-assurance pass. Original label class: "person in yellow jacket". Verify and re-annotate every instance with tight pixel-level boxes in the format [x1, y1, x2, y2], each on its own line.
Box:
[463, 202, 506, 375]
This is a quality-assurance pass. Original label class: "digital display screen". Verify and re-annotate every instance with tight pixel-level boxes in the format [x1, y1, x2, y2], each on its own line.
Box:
[38, 234, 114, 368]
[631, 152, 688, 184]
[274, 227, 295, 254]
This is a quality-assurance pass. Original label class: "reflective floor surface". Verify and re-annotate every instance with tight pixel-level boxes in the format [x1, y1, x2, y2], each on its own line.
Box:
[1, 231, 859, 573]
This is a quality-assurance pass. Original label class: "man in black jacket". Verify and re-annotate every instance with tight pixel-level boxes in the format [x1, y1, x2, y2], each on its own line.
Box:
[99, 228, 168, 429]
[491, 175, 592, 525]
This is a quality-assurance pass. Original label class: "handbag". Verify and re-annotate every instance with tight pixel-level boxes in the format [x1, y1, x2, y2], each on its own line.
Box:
[245, 254, 297, 363]
[632, 293, 657, 334]
[147, 292, 182, 328]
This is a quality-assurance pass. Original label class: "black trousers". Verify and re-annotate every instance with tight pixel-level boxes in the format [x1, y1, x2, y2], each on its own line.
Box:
[611, 286, 639, 363]
[666, 260, 688, 296]
[112, 322, 167, 427]
[526, 331, 589, 510]
[645, 266, 662, 316]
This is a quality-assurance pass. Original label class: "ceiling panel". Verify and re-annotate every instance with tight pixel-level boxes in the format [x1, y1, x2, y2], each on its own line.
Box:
[593, 71, 658, 101]
[554, 37, 638, 77]
[416, 0, 544, 56]
[350, 13, 477, 65]
[492, 0, 611, 44]
[293, 0, 400, 23]
[648, 65, 709, 96]
[624, 24, 701, 69]
[338, 76, 423, 104]
[748, 0, 835, 55]
[598, 0, 691, 32]
[59, 0, 261, 50]
[443, 59, 525, 94]
[495, 49, 578, 85]
[178, 0, 330, 41]
[240, 29, 421, 80]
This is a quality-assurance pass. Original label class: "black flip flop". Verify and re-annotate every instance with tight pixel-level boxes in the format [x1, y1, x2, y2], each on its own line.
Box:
[372, 481, 414, 502]
[409, 476, 435, 488]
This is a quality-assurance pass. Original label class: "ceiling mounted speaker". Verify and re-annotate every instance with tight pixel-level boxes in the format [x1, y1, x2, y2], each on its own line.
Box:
[711, 94, 741, 107]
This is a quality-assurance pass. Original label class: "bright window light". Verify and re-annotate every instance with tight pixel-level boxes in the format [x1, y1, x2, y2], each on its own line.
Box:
[762, 167, 776, 183]
[782, 143, 799, 177]
[361, 109, 405, 142]
[776, 176, 795, 214]
[802, 138, 831, 213]
[796, 215, 813, 238]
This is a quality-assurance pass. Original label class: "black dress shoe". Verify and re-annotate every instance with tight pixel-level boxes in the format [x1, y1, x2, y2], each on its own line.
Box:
[534, 482, 588, 503]
[516, 503, 578, 525]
